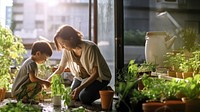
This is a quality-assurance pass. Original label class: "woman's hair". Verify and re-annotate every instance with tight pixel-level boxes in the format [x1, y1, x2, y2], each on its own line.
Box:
[54, 25, 83, 50]
[31, 41, 53, 56]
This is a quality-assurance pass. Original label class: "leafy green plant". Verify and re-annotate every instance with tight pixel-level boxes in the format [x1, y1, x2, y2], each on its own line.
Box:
[0, 25, 26, 90]
[138, 61, 157, 72]
[38, 61, 53, 79]
[115, 60, 145, 112]
[176, 27, 199, 52]
[177, 74, 200, 100]
[141, 75, 169, 102]
[51, 74, 65, 96]
[190, 51, 200, 74]
[62, 87, 72, 106]
[0, 101, 41, 112]
[179, 59, 193, 72]
[164, 52, 185, 71]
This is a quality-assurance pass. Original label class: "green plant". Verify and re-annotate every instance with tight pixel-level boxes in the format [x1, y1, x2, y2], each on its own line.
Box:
[190, 51, 200, 74]
[38, 61, 53, 79]
[176, 74, 200, 100]
[164, 52, 185, 71]
[141, 75, 170, 102]
[138, 61, 157, 72]
[0, 25, 26, 90]
[50, 74, 65, 96]
[115, 60, 145, 112]
[62, 87, 72, 106]
[179, 59, 193, 73]
[0, 101, 41, 112]
[177, 27, 199, 52]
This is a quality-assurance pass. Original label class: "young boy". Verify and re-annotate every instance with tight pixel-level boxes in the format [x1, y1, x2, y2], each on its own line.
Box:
[11, 41, 53, 103]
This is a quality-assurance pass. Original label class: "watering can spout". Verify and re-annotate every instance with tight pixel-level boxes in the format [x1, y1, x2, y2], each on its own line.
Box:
[166, 36, 176, 49]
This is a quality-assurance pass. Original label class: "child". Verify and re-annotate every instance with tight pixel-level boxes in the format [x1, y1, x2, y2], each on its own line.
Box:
[11, 41, 53, 103]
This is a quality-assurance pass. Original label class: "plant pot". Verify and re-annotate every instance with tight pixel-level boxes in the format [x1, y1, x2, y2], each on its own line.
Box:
[0, 88, 6, 101]
[183, 98, 200, 112]
[99, 90, 114, 111]
[167, 70, 176, 77]
[142, 100, 185, 112]
[52, 95, 61, 106]
[176, 72, 183, 79]
[182, 72, 193, 79]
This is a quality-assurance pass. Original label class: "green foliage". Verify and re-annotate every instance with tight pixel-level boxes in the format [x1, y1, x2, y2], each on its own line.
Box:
[190, 51, 200, 74]
[0, 25, 26, 89]
[115, 60, 143, 111]
[50, 74, 65, 96]
[38, 61, 53, 79]
[124, 30, 146, 46]
[164, 52, 185, 71]
[0, 101, 41, 112]
[142, 75, 169, 102]
[177, 27, 200, 52]
[177, 74, 200, 100]
[138, 61, 157, 72]
[62, 87, 72, 106]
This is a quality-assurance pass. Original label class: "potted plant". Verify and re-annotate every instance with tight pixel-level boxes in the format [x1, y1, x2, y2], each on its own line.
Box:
[190, 51, 200, 75]
[164, 52, 184, 78]
[138, 61, 156, 76]
[0, 25, 26, 100]
[175, 74, 200, 112]
[179, 59, 194, 79]
[51, 74, 65, 106]
[115, 60, 146, 112]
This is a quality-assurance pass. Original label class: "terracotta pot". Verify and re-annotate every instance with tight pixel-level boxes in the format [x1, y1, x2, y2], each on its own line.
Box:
[142, 100, 185, 112]
[52, 95, 61, 106]
[182, 72, 193, 79]
[176, 72, 183, 79]
[167, 70, 176, 77]
[185, 99, 200, 112]
[0, 88, 6, 101]
[99, 90, 114, 111]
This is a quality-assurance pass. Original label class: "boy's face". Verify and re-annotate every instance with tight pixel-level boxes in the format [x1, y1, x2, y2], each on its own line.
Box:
[35, 51, 49, 64]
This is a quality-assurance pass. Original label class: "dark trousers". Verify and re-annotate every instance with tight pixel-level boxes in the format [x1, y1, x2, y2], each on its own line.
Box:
[71, 78, 109, 104]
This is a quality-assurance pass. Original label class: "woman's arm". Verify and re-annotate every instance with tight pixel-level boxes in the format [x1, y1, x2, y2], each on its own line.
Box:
[47, 65, 65, 81]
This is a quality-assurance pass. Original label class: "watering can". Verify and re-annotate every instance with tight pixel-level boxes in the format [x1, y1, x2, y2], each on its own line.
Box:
[145, 31, 176, 67]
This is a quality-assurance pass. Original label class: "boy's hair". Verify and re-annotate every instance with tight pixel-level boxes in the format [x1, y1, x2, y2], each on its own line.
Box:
[31, 41, 53, 56]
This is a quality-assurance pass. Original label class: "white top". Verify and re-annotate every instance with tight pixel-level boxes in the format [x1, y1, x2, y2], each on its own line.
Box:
[59, 40, 111, 82]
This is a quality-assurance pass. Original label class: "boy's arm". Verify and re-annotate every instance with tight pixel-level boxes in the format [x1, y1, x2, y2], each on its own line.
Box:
[29, 71, 50, 88]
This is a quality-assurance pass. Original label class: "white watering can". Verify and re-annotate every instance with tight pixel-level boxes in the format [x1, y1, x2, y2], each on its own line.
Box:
[145, 31, 176, 67]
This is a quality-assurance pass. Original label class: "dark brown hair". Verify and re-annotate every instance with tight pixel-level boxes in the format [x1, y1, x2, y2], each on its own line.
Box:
[54, 25, 83, 50]
[31, 41, 53, 56]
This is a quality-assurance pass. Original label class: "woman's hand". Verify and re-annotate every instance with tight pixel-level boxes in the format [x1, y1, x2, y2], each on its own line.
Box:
[71, 87, 81, 100]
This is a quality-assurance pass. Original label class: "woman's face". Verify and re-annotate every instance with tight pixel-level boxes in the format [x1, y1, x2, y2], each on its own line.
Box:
[56, 37, 73, 51]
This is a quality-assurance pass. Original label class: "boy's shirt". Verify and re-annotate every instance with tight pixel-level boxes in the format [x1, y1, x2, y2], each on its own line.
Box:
[11, 57, 38, 97]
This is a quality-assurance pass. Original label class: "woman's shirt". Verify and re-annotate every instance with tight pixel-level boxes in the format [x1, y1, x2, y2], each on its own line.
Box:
[59, 40, 112, 82]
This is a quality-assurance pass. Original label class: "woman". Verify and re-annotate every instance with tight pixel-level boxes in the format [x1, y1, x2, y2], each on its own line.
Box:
[48, 25, 111, 104]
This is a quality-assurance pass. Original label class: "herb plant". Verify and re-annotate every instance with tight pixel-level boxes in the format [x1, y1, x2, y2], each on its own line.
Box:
[51, 74, 65, 96]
